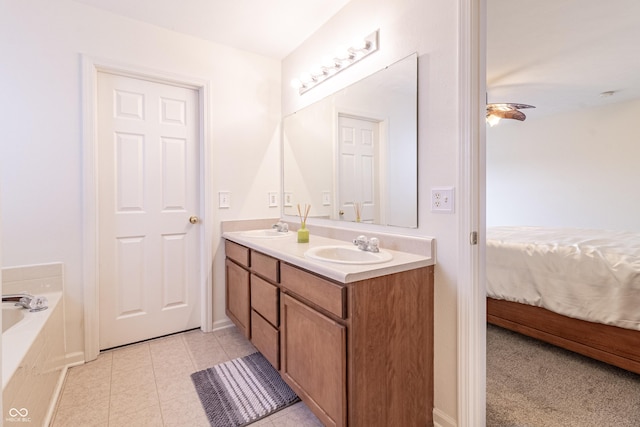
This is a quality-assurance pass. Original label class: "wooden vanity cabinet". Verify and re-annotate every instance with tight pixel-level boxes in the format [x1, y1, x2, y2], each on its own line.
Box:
[224, 241, 251, 338]
[224, 240, 281, 367]
[280, 262, 434, 427]
[225, 238, 434, 427]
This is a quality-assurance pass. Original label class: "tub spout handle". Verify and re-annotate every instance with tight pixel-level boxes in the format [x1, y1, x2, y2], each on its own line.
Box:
[2, 293, 48, 312]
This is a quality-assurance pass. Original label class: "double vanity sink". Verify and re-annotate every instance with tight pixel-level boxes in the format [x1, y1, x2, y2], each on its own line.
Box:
[222, 224, 435, 427]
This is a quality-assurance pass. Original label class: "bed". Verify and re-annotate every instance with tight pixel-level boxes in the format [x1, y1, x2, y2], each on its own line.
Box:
[486, 226, 640, 374]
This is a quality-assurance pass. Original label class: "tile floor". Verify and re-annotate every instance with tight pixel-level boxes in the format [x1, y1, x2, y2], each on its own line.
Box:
[51, 326, 323, 426]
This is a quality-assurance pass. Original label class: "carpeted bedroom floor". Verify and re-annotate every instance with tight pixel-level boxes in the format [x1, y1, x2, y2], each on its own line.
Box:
[487, 324, 640, 427]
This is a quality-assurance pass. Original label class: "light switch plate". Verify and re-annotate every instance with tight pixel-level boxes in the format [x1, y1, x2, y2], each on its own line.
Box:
[268, 192, 278, 207]
[322, 191, 331, 206]
[284, 192, 293, 207]
[431, 187, 454, 213]
[218, 191, 231, 208]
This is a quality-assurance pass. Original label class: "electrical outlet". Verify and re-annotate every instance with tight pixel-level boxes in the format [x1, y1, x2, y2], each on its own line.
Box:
[218, 191, 231, 208]
[268, 192, 278, 207]
[431, 187, 454, 213]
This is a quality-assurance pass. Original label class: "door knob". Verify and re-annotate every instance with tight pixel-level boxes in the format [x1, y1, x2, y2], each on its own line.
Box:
[189, 216, 200, 224]
[339, 210, 345, 216]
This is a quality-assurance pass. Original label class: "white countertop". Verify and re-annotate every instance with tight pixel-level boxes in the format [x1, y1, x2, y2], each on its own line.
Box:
[223, 230, 434, 283]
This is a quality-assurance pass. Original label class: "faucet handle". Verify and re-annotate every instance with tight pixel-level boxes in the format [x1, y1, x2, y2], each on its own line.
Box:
[353, 235, 367, 246]
[369, 237, 379, 252]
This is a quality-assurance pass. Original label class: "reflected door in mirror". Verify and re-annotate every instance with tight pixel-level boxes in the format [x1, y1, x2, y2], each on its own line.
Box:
[338, 115, 379, 223]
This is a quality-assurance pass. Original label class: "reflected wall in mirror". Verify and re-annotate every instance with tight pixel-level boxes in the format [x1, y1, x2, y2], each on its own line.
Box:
[283, 53, 418, 228]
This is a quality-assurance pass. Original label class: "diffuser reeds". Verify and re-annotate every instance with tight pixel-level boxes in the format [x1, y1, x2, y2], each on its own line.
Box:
[297, 203, 310, 226]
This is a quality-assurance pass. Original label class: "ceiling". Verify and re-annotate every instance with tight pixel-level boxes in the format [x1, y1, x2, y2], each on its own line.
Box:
[74, 0, 640, 119]
[72, 0, 351, 59]
[488, 0, 640, 119]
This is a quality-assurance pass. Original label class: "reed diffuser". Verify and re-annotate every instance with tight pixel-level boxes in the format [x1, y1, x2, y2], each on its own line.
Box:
[297, 203, 310, 243]
[353, 202, 362, 222]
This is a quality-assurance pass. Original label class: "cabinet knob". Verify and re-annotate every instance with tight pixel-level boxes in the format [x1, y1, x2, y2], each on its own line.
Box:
[189, 216, 200, 224]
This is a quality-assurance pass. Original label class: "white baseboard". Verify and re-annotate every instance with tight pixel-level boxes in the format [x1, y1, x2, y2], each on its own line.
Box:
[45, 365, 69, 426]
[434, 407, 457, 427]
[64, 351, 86, 366]
[213, 318, 235, 331]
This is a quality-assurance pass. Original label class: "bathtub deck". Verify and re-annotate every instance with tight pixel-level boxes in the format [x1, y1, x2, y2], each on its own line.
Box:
[51, 326, 322, 426]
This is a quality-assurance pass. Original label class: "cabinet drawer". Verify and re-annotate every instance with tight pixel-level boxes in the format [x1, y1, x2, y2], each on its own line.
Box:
[251, 251, 279, 283]
[251, 274, 279, 326]
[225, 240, 250, 268]
[280, 263, 346, 319]
[251, 310, 279, 370]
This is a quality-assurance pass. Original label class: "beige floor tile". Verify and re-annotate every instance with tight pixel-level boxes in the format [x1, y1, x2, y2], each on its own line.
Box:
[65, 354, 112, 385]
[214, 333, 257, 359]
[51, 395, 110, 427]
[111, 364, 156, 394]
[253, 417, 275, 426]
[151, 351, 195, 375]
[108, 401, 164, 427]
[111, 343, 152, 374]
[56, 378, 111, 409]
[52, 328, 308, 427]
[154, 370, 199, 402]
[188, 345, 231, 371]
[270, 403, 324, 427]
[109, 383, 159, 419]
[159, 390, 208, 426]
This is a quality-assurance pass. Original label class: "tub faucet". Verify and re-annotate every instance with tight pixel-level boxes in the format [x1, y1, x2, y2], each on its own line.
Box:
[272, 221, 289, 233]
[353, 235, 380, 253]
[2, 293, 48, 312]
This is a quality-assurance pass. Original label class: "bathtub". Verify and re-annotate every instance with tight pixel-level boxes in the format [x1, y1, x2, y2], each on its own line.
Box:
[2, 292, 65, 425]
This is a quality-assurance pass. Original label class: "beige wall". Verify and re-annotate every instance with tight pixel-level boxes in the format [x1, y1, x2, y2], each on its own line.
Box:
[488, 98, 640, 231]
[282, 0, 461, 422]
[1, 0, 281, 363]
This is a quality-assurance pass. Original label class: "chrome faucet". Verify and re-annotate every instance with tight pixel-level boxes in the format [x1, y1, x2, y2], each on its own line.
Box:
[352, 235, 380, 253]
[272, 221, 289, 233]
[2, 293, 48, 312]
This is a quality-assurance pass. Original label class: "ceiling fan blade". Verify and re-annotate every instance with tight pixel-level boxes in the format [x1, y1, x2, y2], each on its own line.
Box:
[493, 109, 527, 121]
[487, 103, 535, 111]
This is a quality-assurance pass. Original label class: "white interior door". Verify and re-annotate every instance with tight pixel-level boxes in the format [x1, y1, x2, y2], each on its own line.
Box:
[97, 72, 201, 350]
[337, 115, 379, 223]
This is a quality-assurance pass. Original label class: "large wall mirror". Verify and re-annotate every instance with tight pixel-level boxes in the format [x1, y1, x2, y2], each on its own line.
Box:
[282, 53, 418, 228]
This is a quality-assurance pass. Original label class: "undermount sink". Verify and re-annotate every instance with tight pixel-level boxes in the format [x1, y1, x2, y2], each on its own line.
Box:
[304, 245, 393, 265]
[240, 229, 291, 238]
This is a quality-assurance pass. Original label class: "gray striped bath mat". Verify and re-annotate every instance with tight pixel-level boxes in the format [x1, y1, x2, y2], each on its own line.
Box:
[191, 352, 300, 426]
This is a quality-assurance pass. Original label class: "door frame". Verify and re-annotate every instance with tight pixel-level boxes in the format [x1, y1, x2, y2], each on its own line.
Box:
[458, 0, 486, 425]
[81, 56, 213, 361]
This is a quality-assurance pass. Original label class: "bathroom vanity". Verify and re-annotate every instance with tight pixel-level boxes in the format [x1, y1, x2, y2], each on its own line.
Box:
[223, 228, 435, 427]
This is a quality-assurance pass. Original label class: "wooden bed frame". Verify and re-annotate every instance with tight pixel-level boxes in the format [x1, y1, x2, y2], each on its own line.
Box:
[487, 297, 640, 375]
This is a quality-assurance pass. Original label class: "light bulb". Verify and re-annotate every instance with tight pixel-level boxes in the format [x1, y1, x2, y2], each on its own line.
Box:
[486, 114, 501, 127]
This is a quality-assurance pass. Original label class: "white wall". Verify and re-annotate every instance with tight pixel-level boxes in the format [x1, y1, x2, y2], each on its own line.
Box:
[487, 98, 640, 231]
[0, 0, 281, 361]
[282, 0, 461, 422]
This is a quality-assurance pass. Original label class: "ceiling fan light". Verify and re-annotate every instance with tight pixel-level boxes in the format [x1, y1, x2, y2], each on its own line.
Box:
[486, 114, 501, 127]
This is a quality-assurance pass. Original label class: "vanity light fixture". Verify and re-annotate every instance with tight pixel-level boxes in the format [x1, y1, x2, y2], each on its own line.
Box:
[291, 30, 379, 95]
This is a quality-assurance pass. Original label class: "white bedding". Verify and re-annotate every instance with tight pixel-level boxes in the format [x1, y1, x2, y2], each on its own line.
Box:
[486, 226, 640, 331]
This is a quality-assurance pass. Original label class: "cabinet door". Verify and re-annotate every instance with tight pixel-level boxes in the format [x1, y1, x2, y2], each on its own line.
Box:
[225, 259, 250, 338]
[281, 294, 346, 427]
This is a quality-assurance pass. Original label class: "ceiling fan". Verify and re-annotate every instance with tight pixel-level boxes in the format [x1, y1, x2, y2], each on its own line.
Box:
[486, 103, 535, 126]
